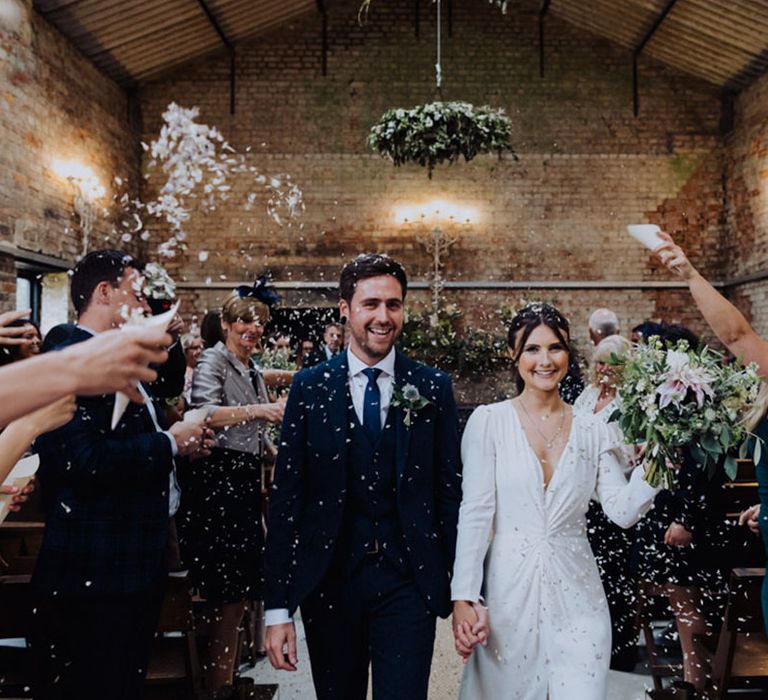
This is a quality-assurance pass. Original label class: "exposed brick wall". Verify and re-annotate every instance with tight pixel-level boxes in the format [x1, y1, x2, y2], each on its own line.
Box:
[137, 0, 726, 339]
[0, 0, 142, 310]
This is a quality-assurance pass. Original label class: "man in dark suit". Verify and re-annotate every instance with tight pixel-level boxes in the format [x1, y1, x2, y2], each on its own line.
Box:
[264, 254, 462, 700]
[30, 250, 208, 700]
[302, 321, 343, 367]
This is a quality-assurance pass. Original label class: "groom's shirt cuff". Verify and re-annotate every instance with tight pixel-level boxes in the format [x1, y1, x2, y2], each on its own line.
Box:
[265, 608, 292, 626]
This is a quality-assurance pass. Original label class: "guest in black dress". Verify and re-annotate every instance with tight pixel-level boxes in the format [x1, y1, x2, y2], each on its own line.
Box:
[178, 291, 285, 700]
[630, 324, 725, 692]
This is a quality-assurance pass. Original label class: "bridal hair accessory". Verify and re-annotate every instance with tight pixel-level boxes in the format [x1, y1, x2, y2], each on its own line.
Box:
[235, 275, 280, 308]
[392, 383, 432, 427]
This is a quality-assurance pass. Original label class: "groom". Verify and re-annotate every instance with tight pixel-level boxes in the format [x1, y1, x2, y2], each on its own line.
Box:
[264, 253, 462, 699]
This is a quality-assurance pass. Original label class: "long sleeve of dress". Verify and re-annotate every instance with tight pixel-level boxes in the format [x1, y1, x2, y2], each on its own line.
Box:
[595, 421, 660, 529]
[451, 406, 496, 603]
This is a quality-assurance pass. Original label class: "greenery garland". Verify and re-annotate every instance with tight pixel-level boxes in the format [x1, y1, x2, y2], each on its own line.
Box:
[368, 101, 516, 177]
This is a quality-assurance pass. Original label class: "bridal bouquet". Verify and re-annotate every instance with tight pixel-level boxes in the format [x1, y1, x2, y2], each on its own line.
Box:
[610, 338, 761, 489]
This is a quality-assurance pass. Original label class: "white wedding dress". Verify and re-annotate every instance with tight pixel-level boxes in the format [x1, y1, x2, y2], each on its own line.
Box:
[451, 401, 659, 700]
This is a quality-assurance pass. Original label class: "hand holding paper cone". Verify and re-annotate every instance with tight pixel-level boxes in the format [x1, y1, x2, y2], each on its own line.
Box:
[111, 302, 180, 430]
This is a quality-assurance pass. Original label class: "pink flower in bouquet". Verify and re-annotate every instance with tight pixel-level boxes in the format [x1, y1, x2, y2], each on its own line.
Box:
[656, 349, 715, 409]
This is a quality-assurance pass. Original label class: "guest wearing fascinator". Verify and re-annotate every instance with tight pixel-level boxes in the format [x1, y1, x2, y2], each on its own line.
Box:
[180, 288, 286, 699]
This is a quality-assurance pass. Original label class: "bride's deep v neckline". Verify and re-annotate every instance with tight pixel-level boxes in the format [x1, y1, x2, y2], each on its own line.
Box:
[510, 401, 574, 492]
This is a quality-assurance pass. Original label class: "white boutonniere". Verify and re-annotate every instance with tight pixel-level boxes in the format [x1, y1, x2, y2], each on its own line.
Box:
[392, 383, 432, 427]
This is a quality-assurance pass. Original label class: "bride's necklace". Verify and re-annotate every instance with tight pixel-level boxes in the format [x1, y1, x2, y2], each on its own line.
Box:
[519, 398, 566, 450]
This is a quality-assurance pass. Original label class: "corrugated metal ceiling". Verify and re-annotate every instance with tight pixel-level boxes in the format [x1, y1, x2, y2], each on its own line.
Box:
[550, 0, 768, 90]
[33, 0, 317, 84]
[33, 0, 768, 90]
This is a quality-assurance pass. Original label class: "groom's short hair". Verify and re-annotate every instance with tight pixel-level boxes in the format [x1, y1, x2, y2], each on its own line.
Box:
[70, 249, 143, 316]
[339, 253, 408, 303]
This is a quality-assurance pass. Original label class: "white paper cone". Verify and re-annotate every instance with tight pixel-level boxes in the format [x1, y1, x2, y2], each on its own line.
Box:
[110, 301, 180, 430]
[0, 454, 39, 523]
[627, 224, 663, 251]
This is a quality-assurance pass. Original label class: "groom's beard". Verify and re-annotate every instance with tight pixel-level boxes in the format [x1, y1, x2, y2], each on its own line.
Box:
[357, 323, 399, 359]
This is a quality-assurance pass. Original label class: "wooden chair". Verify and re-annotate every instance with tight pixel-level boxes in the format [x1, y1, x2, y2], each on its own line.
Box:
[0, 523, 44, 576]
[703, 568, 768, 698]
[0, 575, 33, 698]
[145, 572, 203, 700]
[636, 579, 683, 690]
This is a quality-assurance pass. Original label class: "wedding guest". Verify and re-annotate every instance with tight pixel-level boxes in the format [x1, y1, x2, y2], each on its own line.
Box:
[180, 290, 285, 700]
[655, 232, 768, 639]
[629, 322, 719, 692]
[30, 250, 209, 700]
[302, 321, 342, 367]
[201, 309, 226, 349]
[0, 317, 41, 365]
[574, 334, 639, 672]
[588, 308, 620, 346]
[631, 320, 665, 343]
[452, 303, 659, 699]
[296, 337, 315, 367]
[264, 254, 461, 700]
[182, 332, 204, 403]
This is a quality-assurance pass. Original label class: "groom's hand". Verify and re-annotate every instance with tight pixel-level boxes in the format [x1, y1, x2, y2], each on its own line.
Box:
[266, 622, 298, 671]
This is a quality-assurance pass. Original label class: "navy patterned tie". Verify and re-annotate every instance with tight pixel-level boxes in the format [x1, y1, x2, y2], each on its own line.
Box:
[362, 367, 383, 442]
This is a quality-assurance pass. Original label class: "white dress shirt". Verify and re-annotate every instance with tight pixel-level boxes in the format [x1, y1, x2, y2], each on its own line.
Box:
[265, 346, 397, 627]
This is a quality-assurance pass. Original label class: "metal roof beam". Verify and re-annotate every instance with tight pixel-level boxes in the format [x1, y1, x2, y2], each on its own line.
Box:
[193, 0, 236, 114]
[539, 0, 551, 78]
[316, 0, 328, 76]
[632, 0, 679, 116]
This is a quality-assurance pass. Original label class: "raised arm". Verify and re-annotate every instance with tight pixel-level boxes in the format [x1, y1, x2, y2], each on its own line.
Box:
[655, 232, 768, 374]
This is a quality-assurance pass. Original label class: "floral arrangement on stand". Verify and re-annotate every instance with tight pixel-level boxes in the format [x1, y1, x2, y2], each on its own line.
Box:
[368, 102, 515, 178]
[398, 305, 509, 376]
[610, 338, 761, 489]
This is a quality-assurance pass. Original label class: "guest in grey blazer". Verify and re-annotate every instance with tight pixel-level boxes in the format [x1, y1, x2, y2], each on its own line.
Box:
[177, 291, 285, 700]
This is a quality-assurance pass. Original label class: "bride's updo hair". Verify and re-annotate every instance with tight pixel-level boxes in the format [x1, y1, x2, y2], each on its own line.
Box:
[508, 302, 572, 393]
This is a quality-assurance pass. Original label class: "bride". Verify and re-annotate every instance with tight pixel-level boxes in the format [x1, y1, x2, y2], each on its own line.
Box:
[451, 303, 659, 699]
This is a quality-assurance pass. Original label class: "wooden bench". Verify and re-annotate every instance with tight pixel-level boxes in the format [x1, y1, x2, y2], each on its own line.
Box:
[703, 568, 768, 698]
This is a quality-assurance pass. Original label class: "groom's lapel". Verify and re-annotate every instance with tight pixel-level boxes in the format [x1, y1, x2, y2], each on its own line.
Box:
[325, 353, 349, 477]
[394, 350, 418, 484]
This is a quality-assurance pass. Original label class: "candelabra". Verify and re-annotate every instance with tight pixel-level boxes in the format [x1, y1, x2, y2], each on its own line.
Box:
[395, 199, 476, 326]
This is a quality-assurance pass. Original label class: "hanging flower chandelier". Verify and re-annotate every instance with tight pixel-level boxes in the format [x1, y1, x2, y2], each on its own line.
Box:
[365, 0, 516, 177]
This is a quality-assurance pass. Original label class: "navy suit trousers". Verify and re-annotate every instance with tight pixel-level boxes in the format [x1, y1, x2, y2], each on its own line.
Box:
[301, 555, 437, 700]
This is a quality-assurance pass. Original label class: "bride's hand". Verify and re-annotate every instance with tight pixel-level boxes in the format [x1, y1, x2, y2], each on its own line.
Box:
[452, 601, 488, 662]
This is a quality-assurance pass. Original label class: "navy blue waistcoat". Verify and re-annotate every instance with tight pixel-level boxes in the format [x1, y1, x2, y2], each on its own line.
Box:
[340, 403, 410, 575]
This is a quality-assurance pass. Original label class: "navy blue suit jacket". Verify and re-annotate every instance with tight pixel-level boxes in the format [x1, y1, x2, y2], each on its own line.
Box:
[33, 327, 175, 596]
[264, 349, 462, 618]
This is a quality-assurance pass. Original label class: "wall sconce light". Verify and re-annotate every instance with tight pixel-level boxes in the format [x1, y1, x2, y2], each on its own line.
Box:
[394, 199, 478, 326]
[51, 158, 106, 256]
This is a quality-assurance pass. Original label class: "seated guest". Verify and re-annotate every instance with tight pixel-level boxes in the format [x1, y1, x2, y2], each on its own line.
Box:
[302, 321, 342, 367]
[30, 250, 208, 700]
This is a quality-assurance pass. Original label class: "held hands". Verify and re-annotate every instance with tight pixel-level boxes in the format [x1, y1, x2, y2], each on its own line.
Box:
[664, 522, 693, 547]
[265, 622, 298, 671]
[249, 402, 285, 424]
[452, 600, 489, 662]
[739, 504, 761, 536]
